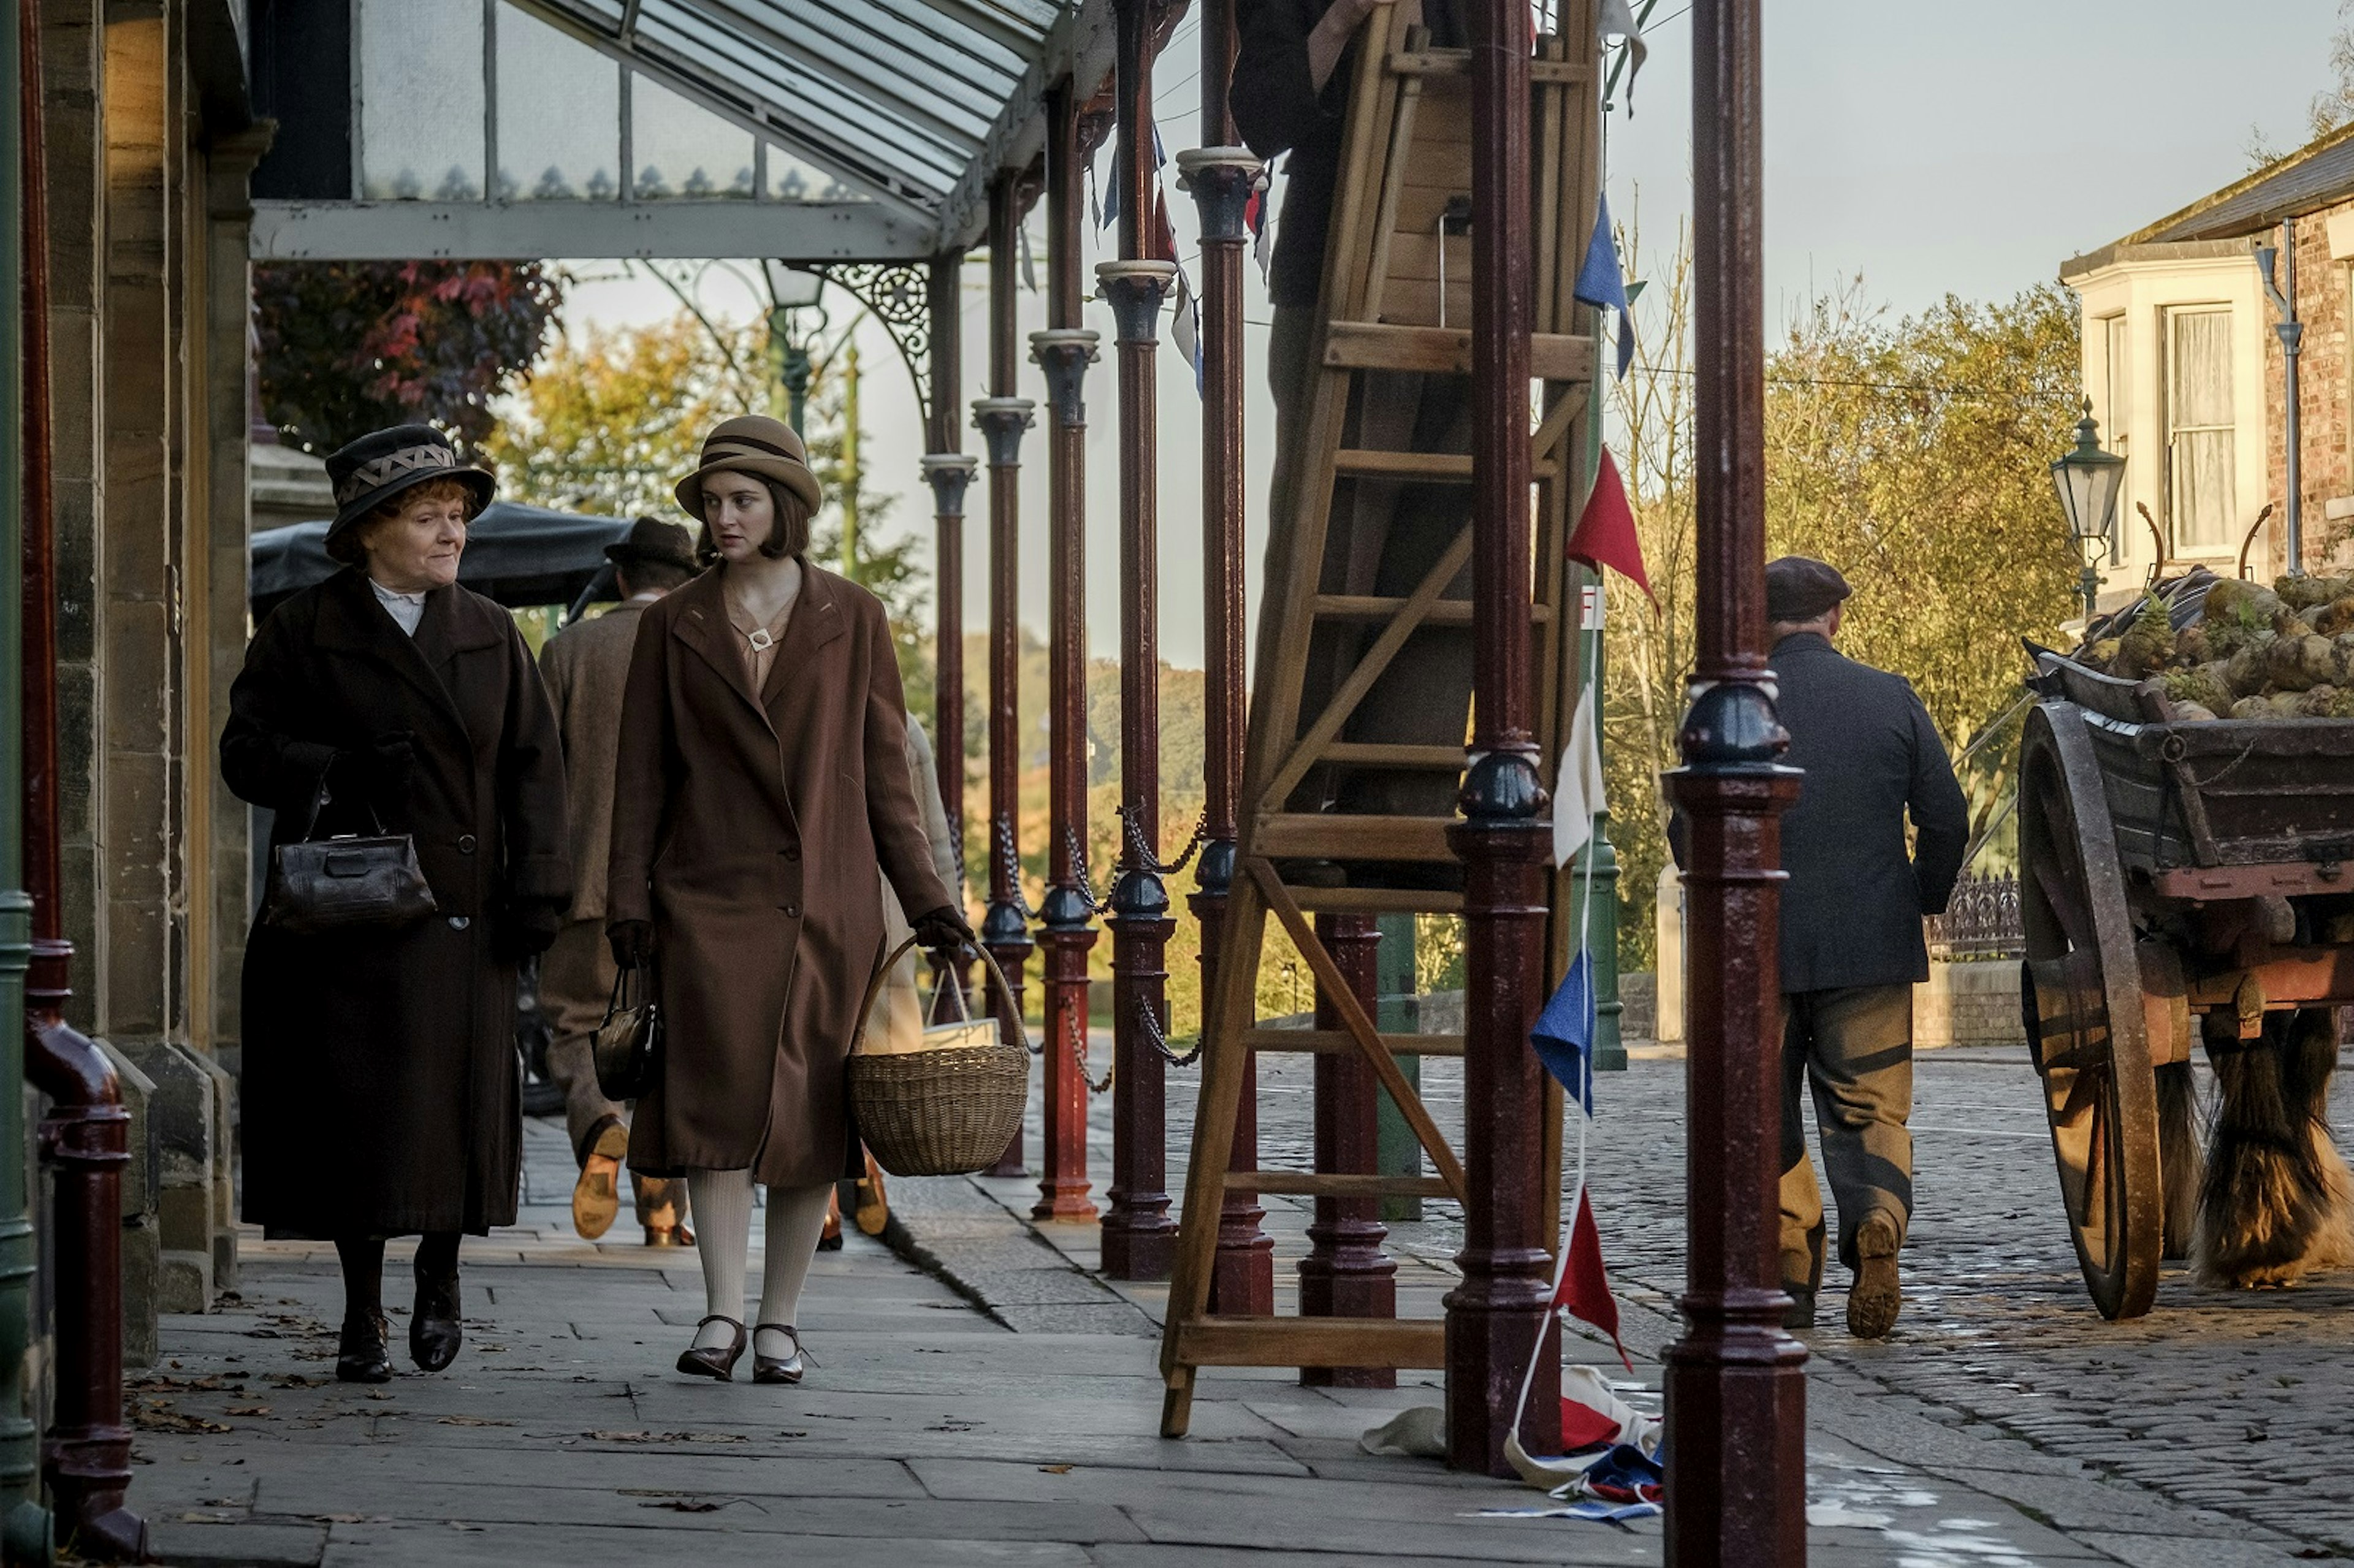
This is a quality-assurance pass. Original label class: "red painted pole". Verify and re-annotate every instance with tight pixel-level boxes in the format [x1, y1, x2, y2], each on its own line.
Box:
[1664, 1, 1808, 1560]
[1097, 0, 1178, 1281]
[1298, 914, 1395, 1385]
[975, 175, 1037, 1178]
[1444, 0, 1561, 1478]
[1178, 0, 1273, 1316]
[1030, 82, 1100, 1222]
[922, 253, 973, 1016]
[21, 7, 143, 1553]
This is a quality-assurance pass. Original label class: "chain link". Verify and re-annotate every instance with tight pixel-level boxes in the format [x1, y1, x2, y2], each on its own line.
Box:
[994, 819, 1037, 921]
[1118, 805, 1209, 879]
[1075, 1011, 1114, 1093]
[1064, 826, 1116, 917]
[1135, 994, 1203, 1068]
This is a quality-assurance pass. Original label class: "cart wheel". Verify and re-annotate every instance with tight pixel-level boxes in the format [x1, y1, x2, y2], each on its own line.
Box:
[2017, 702, 2162, 1320]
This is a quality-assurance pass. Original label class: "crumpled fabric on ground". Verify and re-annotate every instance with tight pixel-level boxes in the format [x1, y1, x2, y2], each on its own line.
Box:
[1558, 1442, 1664, 1507]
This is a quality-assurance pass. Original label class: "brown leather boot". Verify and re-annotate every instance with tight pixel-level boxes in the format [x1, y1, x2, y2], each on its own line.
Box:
[1846, 1215, 1902, 1338]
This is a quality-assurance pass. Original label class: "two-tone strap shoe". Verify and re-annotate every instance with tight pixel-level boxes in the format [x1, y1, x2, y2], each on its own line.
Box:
[676, 1315, 747, 1381]
[752, 1324, 804, 1385]
[337, 1311, 393, 1383]
[411, 1259, 464, 1372]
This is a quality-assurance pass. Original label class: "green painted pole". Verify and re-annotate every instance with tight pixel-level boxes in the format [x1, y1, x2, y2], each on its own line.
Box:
[1371, 912, 1420, 1222]
[0, 2, 50, 1555]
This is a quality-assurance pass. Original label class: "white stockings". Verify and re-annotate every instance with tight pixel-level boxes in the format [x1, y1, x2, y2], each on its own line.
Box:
[684, 1170, 832, 1356]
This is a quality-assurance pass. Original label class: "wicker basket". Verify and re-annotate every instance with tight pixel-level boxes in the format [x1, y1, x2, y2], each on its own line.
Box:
[848, 937, 1030, 1177]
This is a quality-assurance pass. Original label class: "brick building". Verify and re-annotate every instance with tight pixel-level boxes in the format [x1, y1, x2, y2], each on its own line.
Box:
[2062, 121, 2354, 598]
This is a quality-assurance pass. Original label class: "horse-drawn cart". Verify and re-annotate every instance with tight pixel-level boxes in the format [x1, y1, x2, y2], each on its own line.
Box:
[2020, 621, 2354, 1319]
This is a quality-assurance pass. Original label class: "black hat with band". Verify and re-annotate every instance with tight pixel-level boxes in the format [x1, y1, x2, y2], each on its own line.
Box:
[324, 425, 497, 548]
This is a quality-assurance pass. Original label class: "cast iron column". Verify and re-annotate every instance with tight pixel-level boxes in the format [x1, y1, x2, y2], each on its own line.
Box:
[1444, 0, 1561, 1477]
[975, 176, 1037, 1176]
[1030, 82, 1101, 1222]
[1663, 1, 1807, 1560]
[1299, 915, 1396, 1385]
[19, 5, 139, 1551]
[1179, 0, 1273, 1315]
[923, 251, 973, 1013]
[1095, 0, 1178, 1281]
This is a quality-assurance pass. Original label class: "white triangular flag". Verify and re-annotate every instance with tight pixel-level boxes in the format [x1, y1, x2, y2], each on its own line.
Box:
[1553, 684, 1607, 869]
[1599, 0, 1648, 111]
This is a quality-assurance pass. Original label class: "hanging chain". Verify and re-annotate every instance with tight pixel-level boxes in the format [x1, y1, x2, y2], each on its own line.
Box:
[1064, 827, 1117, 917]
[1075, 1011, 1114, 1092]
[1119, 805, 1209, 880]
[994, 819, 1037, 921]
[1135, 994, 1203, 1068]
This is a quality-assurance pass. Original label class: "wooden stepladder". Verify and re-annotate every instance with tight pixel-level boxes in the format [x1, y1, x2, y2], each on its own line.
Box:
[1158, 3, 1603, 1436]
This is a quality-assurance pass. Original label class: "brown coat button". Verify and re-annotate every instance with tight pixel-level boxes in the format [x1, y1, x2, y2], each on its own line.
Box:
[784, 904, 801, 919]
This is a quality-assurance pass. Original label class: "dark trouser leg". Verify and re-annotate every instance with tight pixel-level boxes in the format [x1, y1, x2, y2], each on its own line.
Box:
[333, 1236, 386, 1324]
[1800, 983, 1916, 1270]
[539, 919, 629, 1163]
[1777, 999, 1826, 1293]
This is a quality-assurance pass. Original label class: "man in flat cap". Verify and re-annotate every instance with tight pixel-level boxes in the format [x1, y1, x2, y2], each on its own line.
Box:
[1767, 555, 1967, 1338]
[538, 517, 701, 1245]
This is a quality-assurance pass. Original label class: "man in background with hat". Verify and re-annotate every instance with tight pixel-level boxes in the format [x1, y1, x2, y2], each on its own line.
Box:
[538, 517, 701, 1245]
[1767, 555, 1967, 1339]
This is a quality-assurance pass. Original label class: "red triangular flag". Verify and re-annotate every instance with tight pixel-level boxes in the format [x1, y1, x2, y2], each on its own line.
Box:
[1567, 447, 1655, 607]
[1553, 1189, 1632, 1372]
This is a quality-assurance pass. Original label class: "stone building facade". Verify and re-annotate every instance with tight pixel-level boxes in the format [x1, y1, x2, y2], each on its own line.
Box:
[35, 0, 257, 1339]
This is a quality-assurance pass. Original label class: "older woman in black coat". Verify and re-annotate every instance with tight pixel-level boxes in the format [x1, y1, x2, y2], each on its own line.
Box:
[221, 425, 571, 1383]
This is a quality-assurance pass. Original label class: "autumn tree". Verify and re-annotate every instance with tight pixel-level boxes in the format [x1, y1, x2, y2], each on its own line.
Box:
[254, 261, 563, 454]
[1601, 220, 2080, 972]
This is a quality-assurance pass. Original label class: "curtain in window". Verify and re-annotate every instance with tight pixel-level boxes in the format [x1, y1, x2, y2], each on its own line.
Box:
[2169, 310, 2235, 550]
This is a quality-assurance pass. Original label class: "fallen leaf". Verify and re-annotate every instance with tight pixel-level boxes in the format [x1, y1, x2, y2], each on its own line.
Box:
[1038, 1465, 1073, 1475]
[587, 1430, 652, 1443]
[266, 1374, 326, 1389]
[638, 1499, 724, 1513]
[178, 1511, 237, 1524]
[437, 1416, 513, 1428]
[132, 1409, 231, 1435]
[224, 1406, 272, 1418]
[365, 1391, 394, 1402]
[314, 1514, 365, 1524]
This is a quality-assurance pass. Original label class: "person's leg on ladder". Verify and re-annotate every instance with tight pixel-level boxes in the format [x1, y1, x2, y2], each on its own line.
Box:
[1806, 983, 1916, 1338]
[677, 1168, 754, 1377]
[752, 1182, 834, 1383]
[333, 1236, 390, 1383]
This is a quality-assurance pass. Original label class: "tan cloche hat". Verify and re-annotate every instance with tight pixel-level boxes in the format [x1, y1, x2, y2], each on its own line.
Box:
[674, 414, 823, 520]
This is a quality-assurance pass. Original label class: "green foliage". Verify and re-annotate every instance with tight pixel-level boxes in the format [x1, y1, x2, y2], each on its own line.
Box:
[256, 261, 563, 455]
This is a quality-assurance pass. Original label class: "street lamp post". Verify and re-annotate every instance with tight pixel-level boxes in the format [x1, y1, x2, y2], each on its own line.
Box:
[761, 260, 828, 435]
[2049, 403, 2126, 623]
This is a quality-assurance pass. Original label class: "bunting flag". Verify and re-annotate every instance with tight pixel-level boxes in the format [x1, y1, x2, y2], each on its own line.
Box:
[1573, 194, 1636, 379]
[1553, 684, 1606, 870]
[1019, 221, 1038, 294]
[1598, 0, 1648, 112]
[1530, 951, 1597, 1114]
[1557, 1189, 1632, 1373]
[1171, 269, 1204, 395]
[1567, 447, 1653, 607]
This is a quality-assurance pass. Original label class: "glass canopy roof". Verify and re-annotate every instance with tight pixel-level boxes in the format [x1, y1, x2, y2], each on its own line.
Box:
[253, 0, 1108, 262]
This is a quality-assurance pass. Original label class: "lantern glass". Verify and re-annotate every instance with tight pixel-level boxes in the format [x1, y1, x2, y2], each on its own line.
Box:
[2050, 405, 2126, 554]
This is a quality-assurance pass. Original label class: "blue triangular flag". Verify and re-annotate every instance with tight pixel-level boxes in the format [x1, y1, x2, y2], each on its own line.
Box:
[1572, 195, 1637, 379]
[1531, 951, 1597, 1114]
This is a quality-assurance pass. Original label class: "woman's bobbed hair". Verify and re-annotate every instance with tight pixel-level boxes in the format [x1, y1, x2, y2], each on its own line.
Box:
[695, 476, 813, 565]
[327, 477, 481, 568]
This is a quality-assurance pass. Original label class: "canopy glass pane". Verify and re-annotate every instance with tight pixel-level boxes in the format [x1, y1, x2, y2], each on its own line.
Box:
[632, 74, 756, 200]
[357, 0, 487, 201]
[496, 4, 622, 201]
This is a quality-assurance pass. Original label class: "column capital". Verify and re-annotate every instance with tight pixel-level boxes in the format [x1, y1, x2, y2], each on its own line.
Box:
[918, 452, 979, 517]
[971, 397, 1037, 466]
[1176, 148, 1263, 243]
[1029, 329, 1101, 425]
[1095, 259, 1176, 344]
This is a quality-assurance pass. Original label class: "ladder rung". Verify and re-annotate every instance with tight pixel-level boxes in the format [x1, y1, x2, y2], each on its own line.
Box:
[1227, 1172, 1453, 1198]
[1390, 50, 1594, 85]
[1308, 595, 1553, 626]
[1317, 743, 1466, 769]
[1333, 449, 1560, 482]
[1241, 1029, 1465, 1056]
[1324, 322, 1594, 382]
[1175, 1315, 1447, 1371]
[1255, 813, 1452, 862]
[1290, 886, 1464, 915]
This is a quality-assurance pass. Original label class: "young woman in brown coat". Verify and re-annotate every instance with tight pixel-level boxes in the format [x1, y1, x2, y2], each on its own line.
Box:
[222, 425, 571, 1383]
[606, 414, 970, 1383]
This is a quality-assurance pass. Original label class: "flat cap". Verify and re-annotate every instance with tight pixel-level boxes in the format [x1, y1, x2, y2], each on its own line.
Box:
[1765, 556, 1851, 623]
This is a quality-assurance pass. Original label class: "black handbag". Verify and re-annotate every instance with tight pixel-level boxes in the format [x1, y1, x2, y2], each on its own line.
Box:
[261, 776, 437, 935]
[592, 962, 661, 1102]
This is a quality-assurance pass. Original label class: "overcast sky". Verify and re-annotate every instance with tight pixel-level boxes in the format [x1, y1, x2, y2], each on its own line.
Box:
[557, 2, 2342, 668]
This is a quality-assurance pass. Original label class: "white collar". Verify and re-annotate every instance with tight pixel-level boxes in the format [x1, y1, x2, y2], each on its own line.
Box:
[368, 577, 427, 607]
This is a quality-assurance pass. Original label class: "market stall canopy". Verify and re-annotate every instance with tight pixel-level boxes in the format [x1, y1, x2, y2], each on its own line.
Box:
[245, 0, 1113, 261]
[249, 503, 633, 619]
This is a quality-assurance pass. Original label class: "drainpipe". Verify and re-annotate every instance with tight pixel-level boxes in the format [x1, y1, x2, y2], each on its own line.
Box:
[16, 7, 142, 1559]
[2259, 219, 2303, 575]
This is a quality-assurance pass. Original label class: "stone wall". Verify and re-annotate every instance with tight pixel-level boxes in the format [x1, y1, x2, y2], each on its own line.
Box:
[1913, 959, 2023, 1049]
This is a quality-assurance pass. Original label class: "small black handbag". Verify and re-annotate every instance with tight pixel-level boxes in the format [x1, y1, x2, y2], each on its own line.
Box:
[261, 777, 436, 935]
[592, 961, 661, 1102]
